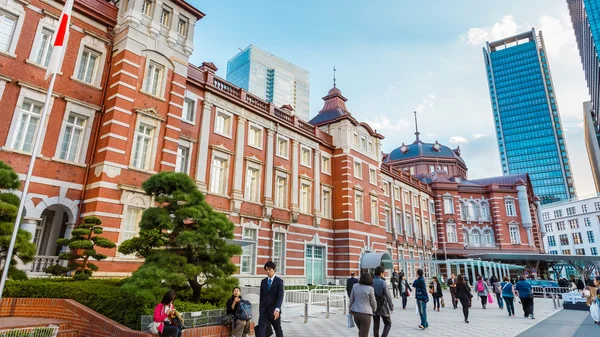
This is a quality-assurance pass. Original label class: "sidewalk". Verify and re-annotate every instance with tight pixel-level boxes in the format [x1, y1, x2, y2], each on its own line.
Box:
[518, 309, 598, 337]
[281, 290, 561, 337]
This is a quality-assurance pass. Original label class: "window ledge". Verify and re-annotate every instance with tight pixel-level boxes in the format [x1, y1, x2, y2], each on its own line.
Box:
[140, 90, 167, 102]
[0, 146, 37, 157]
[248, 144, 263, 151]
[181, 119, 195, 126]
[70, 76, 103, 90]
[298, 211, 313, 217]
[214, 131, 233, 139]
[272, 206, 290, 212]
[25, 59, 64, 75]
[243, 199, 263, 206]
[0, 51, 16, 59]
[300, 163, 312, 169]
[206, 192, 231, 199]
[127, 165, 157, 175]
[51, 156, 87, 168]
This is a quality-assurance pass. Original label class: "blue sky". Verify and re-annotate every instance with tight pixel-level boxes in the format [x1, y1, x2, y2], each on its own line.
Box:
[188, 0, 595, 196]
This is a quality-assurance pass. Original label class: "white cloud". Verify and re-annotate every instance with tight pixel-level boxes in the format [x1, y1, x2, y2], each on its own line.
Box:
[427, 132, 436, 138]
[364, 116, 410, 131]
[462, 15, 520, 45]
[473, 133, 488, 139]
[449, 136, 469, 144]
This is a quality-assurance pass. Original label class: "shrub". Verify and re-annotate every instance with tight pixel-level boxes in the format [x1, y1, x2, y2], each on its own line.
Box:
[4, 278, 216, 330]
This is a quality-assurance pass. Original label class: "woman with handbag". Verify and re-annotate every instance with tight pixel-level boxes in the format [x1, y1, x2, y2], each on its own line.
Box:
[152, 290, 182, 337]
[455, 274, 472, 323]
[349, 272, 377, 337]
[500, 276, 515, 316]
[429, 276, 443, 312]
[399, 274, 412, 310]
[515, 275, 535, 319]
[475, 276, 490, 309]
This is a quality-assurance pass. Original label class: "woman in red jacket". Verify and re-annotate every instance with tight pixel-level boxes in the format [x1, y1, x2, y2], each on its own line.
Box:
[153, 290, 182, 337]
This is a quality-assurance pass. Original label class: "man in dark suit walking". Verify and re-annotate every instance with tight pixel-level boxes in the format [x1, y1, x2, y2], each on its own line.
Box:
[346, 272, 358, 298]
[257, 261, 284, 337]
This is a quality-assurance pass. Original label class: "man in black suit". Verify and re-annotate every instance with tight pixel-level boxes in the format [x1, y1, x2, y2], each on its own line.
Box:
[257, 261, 284, 337]
[346, 272, 358, 297]
[446, 273, 458, 309]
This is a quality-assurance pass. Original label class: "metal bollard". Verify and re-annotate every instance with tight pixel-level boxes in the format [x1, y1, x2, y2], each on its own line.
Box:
[326, 297, 330, 319]
[552, 293, 556, 309]
[557, 295, 562, 308]
[343, 296, 347, 315]
[543, 288, 547, 299]
[304, 300, 309, 324]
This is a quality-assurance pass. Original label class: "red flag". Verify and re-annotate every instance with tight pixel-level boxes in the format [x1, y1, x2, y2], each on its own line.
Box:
[45, 0, 74, 80]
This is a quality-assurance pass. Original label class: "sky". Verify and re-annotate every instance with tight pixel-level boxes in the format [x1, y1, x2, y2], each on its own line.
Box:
[188, 0, 595, 197]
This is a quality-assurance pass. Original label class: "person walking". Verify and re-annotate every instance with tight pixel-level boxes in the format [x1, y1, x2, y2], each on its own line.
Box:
[475, 275, 490, 309]
[490, 276, 503, 309]
[257, 261, 285, 337]
[500, 276, 515, 317]
[347, 273, 359, 298]
[447, 273, 458, 309]
[429, 276, 443, 312]
[372, 266, 394, 337]
[399, 274, 411, 310]
[412, 269, 429, 330]
[349, 272, 377, 337]
[455, 274, 472, 323]
[390, 272, 399, 299]
[515, 275, 535, 319]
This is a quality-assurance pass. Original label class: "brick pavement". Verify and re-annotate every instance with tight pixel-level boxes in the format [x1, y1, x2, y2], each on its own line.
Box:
[280, 290, 562, 337]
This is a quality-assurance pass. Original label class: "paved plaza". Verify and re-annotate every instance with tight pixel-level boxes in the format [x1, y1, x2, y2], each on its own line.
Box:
[280, 290, 563, 337]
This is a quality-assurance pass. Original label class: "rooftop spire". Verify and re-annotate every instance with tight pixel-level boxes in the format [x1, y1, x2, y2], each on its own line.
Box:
[414, 110, 421, 143]
[333, 66, 336, 88]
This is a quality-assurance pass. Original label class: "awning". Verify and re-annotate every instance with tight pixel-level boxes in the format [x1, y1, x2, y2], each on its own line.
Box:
[227, 239, 255, 247]
[360, 252, 393, 270]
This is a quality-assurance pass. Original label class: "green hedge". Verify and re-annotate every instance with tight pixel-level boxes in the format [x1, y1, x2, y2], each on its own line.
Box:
[4, 278, 216, 330]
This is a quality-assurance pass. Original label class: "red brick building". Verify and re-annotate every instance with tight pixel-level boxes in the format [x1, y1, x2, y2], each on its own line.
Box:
[0, 0, 542, 285]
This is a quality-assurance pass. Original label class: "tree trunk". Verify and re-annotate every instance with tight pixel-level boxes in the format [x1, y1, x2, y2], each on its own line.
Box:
[189, 277, 203, 303]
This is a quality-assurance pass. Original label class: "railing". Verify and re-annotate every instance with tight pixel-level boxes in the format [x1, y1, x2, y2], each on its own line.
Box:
[531, 286, 571, 298]
[30, 255, 60, 273]
[213, 78, 240, 98]
[245, 93, 268, 112]
[0, 325, 59, 337]
[274, 107, 293, 123]
[281, 289, 311, 322]
[141, 308, 227, 332]
[297, 120, 315, 133]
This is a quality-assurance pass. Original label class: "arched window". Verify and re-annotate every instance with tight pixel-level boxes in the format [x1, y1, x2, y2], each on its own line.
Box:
[480, 201, 490, 220]
[482, 229, 494, 247]
[470, 229, 481, 247]
[462, 229, 469, 246]
[460, 201, 467, 220]
[468, 201, 478, 221]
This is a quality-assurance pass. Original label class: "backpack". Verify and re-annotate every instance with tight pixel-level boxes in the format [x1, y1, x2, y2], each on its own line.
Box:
[477, 282, 484, 292]
[236, 300, 252, 321]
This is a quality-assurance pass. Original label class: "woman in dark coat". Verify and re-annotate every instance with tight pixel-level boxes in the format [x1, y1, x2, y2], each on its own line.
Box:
[455, 274, 473, 323]
[429, 276, 443, 311]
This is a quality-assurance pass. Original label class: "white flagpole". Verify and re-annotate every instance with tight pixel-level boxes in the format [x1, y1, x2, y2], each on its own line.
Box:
[0, 72, 58, 301]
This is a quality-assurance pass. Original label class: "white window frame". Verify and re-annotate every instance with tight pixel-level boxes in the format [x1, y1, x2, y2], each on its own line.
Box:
[360, 135, 367, 151]
[274, 171, 288, 209]
[322, 186, 332, 219]
[182, 90, 198, 124]
[469, 229, 481, 247]
[272, 231, 285, 274]
[0, 2, 25, 58]
[177, 16, 188, 37]
[443, 196, 454, 214]
[214, 109, 233, 138]
[382, 181, 390, 196]
[141, 0, 154, 17]
[414, 195, 420, 208]
[160, 6, 172, 28]
[71, 34, 108, 88]
[321, 155, 331, 175]
[276, 135, 289, 159]
[480, 201, 490, 220]
[482, 229, 494, 247]
[369, 167, 377, 185]
[175, 139, 192, 174]
[509, 225, 521, 244]
[241, 227, 257, 274]
[118, 190, 151, 259]
[405, 214, 413, 236]
[209, 150, 230, 195]
[446, 223, 457, 243]
[4, 85, 56, 155]
[299, 179, 311, 214]
[118, 206, 143, 257]
[354, 159, 362, 179]
[384, 207, 391, 232]
[394, 186, 401, 201]
[244, 161, 261, 203]
[368, 140, 374, 153]
[129, 110, 161, 172]
[355, 190, 364, 222]
[54, 100, 96, 164]
[143, 61, 165, 97]
[352, 132, 359, 146]
[505, 199, 516, 217]
[370, 197, 378, 225]
[300, 145, 312, 168]
[395, 211, 403, 233]
[247, 123, 263, 149]
[27, 15, 58, 68]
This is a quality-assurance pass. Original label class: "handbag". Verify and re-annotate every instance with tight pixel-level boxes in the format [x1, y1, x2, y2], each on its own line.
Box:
[221, 314, 234, 326]
[148, 322, 160, 335]
[441, 298, 445, 308]
[347, 314, 355, 329]
[487, 293, 494, 304]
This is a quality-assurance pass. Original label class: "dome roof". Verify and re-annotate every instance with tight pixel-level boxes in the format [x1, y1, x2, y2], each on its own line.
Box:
[384, 140, 465, 164]
[309, 86, 350, 126]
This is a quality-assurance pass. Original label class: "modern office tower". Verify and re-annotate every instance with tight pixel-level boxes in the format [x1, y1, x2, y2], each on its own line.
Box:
[483, 29, 576, 204]
[226, 45, 310, 120]
[567, 0, 600, 192]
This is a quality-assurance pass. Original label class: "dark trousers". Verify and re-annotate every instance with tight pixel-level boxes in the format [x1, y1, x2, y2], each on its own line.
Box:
[372, 315, 391, 337]
[162, 323, 181, 337]
[392, 284, 398, 297]
[353, 312, 372, 337]
[432, 297, 440, 309]
[503, 297, 515, 315]
[401, 293, 408, 309]
[520, 297, 534, 317]
[256, 313, 283, 337]
[495, 293, 503, 308]
[450, 291, 458, 309]
[459, 297, 470, 321]
[479, 295, 487, 308]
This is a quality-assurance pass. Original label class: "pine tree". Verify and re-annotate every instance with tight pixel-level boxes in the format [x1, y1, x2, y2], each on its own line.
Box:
[0, 161, 36, 280]
[119, 172, 242, 303]
[47, 216, 116, 280]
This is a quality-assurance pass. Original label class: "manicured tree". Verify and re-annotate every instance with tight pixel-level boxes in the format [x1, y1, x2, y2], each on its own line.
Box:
[47, 216, 116, 280]
[119, 172, 242, 303]
[0, 162, 36, 280]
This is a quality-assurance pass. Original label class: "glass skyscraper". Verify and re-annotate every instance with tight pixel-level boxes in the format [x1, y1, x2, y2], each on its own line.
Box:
[226, 45, 310, 120]
[483, 29, 576, 204]
[567, 0, 600, 192]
